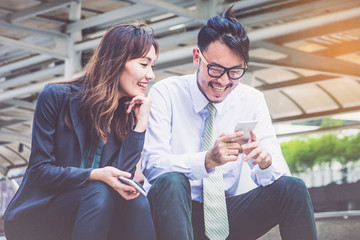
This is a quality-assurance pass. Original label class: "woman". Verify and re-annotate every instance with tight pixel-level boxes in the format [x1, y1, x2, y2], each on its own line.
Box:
[4, 24, 158, 240]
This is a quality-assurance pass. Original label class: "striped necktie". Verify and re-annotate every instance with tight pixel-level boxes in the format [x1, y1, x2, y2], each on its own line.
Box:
[203, 103, 229, 240]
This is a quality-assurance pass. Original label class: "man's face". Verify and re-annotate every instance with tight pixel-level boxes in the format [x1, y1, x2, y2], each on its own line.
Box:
[193, 40, 246, 103]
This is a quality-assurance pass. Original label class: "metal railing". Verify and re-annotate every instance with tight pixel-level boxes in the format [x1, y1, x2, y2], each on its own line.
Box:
[315, 210, 360, 220]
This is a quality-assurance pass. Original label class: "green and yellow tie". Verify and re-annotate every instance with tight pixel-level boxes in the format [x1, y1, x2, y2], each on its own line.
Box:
[203, 103, 229, 240]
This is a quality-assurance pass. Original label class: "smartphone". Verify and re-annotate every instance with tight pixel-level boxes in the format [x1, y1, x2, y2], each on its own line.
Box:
[118, 176, 147, 196]
[234, 121, 257, 141]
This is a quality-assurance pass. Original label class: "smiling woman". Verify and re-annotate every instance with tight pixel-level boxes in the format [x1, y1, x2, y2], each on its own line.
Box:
[3, 24, 158, 240]
[118, 46, 156, 99]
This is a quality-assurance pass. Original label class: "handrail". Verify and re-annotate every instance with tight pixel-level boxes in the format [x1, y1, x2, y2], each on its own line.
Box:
[315, 210, 360, 220]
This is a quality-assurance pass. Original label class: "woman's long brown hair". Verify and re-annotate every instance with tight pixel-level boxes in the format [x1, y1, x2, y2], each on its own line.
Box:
[65, 24, 158, 143]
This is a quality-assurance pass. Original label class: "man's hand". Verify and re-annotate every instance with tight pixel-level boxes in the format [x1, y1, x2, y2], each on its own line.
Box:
[205, 131, 243, 169]
[241, 131, 272, 169]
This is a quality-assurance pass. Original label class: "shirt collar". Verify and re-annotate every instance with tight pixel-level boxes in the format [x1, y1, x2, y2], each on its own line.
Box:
[190, 72, 228, 115]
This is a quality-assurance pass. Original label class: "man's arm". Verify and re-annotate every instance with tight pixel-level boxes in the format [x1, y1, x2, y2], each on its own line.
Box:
[242, 94, 290, 186]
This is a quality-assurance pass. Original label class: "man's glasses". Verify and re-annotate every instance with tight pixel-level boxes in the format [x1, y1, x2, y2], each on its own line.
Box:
[198, 48, 247, 80]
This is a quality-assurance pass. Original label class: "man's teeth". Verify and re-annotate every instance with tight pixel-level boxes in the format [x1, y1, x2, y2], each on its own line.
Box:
[138, 82, 146, 87]
[212, 85, 226, 92]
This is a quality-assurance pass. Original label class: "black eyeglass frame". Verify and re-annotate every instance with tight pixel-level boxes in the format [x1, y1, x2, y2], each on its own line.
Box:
[197, 48, 247, 80]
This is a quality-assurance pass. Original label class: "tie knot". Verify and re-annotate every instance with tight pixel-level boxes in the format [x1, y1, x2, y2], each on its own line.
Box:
[206, 103, 216, 117]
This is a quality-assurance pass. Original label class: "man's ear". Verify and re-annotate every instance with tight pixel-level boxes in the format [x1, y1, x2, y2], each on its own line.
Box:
[192, 48, 200, 67]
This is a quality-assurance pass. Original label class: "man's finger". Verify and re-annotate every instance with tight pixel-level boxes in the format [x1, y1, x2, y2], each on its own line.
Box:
[250, 130, 257, 142]
[219, 133, 226, 138]
[226, 142, 241, 149]
[241, 141, 257, 151]
[244, 147, 261, 162]
[220, 131, 243, 143]
[227, 149, 240, 156]
[223, 155, 239, 162]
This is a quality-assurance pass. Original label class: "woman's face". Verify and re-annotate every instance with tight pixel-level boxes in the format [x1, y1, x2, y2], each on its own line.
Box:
[118, 46, 157, 98]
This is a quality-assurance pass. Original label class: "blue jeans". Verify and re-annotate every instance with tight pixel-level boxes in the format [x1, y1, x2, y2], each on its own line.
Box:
[148, 172, 317, 240]
[5, 181, 156, 240]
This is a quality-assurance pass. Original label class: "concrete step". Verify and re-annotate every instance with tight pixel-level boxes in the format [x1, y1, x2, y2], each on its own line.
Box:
[259, 214, 360, 240]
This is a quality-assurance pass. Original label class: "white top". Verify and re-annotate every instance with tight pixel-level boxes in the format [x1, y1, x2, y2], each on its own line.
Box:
[142, 73, 290, 202]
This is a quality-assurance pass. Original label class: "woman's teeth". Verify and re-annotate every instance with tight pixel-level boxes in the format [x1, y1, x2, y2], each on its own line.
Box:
[138, 82, 146, 88]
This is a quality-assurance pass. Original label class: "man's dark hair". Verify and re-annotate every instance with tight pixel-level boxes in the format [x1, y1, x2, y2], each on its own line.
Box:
[197, 5, 249, 64]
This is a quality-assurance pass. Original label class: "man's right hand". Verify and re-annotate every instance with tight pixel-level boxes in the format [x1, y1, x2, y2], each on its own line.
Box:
[205, 131, 244, 169]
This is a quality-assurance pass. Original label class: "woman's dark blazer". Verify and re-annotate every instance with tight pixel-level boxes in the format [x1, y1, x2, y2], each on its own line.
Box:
[4, 83, 145, 221]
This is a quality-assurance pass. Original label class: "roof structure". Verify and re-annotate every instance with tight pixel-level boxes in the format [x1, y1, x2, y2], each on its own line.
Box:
[0, 0, 360, 187]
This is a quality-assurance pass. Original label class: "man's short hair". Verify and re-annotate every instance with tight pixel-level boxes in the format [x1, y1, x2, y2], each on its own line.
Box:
[197, 5, 249, 64]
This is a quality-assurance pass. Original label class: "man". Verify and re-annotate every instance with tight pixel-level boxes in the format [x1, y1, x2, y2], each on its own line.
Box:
[142, 6, 317, 240]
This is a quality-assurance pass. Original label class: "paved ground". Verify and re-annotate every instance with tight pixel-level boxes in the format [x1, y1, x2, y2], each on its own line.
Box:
[259, 216, 360, 240]
[1, 216, 359, 239]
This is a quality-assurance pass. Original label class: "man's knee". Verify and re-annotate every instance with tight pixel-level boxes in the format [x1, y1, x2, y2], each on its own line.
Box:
[276, 176, 307, 190]
[152, 172, 191, 195]
[148, 173, 193, 240]
[272, 176, 310, 201]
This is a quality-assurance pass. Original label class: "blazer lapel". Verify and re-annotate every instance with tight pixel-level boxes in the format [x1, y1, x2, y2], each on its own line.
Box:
[69, 87, 87, 157]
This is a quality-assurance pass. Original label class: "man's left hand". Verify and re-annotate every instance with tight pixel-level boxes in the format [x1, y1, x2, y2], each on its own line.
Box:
[241, 131, 272, 169]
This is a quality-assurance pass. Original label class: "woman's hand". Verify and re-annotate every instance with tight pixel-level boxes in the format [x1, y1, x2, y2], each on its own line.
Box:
[126, 95, 152, 132]
[89, 166, 140, 200]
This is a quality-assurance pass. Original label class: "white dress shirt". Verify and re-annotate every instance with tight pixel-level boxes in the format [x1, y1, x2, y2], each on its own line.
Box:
[142, 73, 290, 202]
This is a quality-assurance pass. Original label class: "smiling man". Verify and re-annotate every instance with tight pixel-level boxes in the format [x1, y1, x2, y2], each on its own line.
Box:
[142, 6, 317, 240]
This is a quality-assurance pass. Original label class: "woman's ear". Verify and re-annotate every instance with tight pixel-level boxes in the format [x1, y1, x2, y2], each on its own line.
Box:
[192, 48, 200, 67]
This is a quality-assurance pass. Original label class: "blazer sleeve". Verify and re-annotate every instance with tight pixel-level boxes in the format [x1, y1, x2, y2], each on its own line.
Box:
[111, 129, 145, 178]
[28, 84, 92, 191]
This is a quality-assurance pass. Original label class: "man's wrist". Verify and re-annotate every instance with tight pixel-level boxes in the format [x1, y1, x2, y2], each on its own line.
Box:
[259, 155, 272, 170]
[205, 151, 216, 169]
